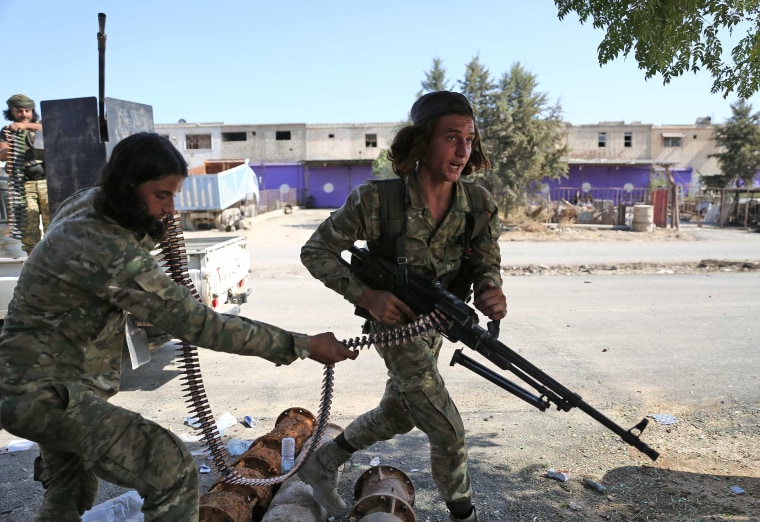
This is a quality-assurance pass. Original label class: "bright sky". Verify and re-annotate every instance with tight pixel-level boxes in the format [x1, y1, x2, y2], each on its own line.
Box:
[2, 0, 758, 127]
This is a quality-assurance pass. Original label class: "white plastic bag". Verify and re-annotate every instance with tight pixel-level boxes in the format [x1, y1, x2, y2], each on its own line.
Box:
[82, 490, 144, 522]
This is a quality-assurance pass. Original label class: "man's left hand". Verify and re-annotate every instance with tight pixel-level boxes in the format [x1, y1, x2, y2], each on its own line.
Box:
[473, 280, 507, 321]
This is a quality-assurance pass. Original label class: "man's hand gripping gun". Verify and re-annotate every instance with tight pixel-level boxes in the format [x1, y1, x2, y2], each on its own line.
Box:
[343, 245, 660, 461]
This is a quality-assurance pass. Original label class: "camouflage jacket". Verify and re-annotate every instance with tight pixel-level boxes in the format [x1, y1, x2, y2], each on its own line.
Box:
[300, 173, 502, 311]
[0, 188, 310, 398]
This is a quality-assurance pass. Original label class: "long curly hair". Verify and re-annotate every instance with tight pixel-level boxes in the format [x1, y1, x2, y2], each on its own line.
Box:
[94, 132, 187, 241]
[3, 108, 40, 123]
[387, 105, 490, 178]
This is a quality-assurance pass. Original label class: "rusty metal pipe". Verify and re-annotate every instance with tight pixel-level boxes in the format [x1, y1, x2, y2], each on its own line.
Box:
[261, 423, 343, 522]
[199, 407, 317, 522]
[349, 466, 416, 522]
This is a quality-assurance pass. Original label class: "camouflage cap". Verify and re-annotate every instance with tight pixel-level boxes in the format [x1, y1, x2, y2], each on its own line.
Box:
[410, 91, 473, 125]
[7, 94, 35, 110]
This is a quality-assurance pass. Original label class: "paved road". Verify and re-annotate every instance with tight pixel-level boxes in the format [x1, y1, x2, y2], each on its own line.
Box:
[241, 210, 760, 269]
[502, 225, 760, 266]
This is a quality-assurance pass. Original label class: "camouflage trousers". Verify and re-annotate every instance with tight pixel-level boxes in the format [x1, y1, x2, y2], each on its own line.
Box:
[0, 383, 199, 521]
[22, 179, 51, 255]
[344, 326, 471, 504]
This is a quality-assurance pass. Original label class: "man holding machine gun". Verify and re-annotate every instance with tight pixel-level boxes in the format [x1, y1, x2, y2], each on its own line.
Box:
[299, 91, 507, 522]
[0, 94, 50, 254]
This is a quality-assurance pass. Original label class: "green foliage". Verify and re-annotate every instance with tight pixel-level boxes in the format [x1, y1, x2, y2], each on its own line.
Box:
[470, 62, 568, 214]
[371, 149, 396, 179]
[708, 99, 760, 187]
[555, 0, 760, 98]
[374, 57, 569, 212]
[418, 57, 451, 95]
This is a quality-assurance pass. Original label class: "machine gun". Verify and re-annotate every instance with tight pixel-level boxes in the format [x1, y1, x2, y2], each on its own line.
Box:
[342, 245, 660, 461]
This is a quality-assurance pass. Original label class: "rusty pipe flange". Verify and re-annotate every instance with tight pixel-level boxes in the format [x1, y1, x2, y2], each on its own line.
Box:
[353, 466, 415, 505]
[349, 494, 416, 522]
[349, 466, 416, 522]
[275, 407, 316, 430]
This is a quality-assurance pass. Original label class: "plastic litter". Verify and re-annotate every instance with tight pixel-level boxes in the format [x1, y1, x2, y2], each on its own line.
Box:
[281, 437, 295, 471]
[178, 432, 201, 442]
[243, 415, 257, 428]
[184, 416, 201, 429]
[227, 438, 253, 456]
[648, 413, 677, 425]
[730, 485, 745, 495]
[82, 490, 143, 522]
[0, 439, 37, 453]
[215, 412, 237, 435]
[369, 456, 380, 467]
[199, 464, 211, 474]
[545, 468, 570, 482]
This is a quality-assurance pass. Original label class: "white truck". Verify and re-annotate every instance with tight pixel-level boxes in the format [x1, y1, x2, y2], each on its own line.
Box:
[175, 159, 260, 232]
[135, 234, 253, 350]
[171, 235, 252, 314]
[0, 234, 252, 338]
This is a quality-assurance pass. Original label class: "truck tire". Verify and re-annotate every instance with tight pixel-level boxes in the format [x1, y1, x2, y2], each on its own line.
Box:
[216, 207, 242, 232]
[180, 213, 196, 231]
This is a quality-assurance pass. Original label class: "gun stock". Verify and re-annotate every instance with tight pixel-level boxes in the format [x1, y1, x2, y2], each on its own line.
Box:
[343, 245, 660, 461]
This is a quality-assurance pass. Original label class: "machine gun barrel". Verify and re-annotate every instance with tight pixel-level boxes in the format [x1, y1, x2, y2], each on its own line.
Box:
[343, 245, 660, 461]
[97, 13, 108, 142]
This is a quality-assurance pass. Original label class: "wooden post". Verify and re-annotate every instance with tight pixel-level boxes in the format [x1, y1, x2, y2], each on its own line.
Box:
[665, 166, 679, 230]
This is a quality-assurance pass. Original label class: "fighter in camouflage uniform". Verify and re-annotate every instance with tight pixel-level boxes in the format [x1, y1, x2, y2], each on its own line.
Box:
[0, 94, 50, 254]
[0, 132, 356, 522]
[299, 92, 507, 522]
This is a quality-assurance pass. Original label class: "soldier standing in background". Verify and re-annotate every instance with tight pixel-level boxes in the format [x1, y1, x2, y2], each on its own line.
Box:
[0, 94, 49, 255]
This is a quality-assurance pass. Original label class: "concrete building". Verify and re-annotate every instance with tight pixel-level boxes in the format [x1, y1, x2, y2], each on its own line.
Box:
[543, 117, 720, 206]
[156, 118, 722, 209]
[155, 121, 397, 208]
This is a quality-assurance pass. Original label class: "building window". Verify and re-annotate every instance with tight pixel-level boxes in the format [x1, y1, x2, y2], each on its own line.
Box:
[276, 131, 291, 141]
[597, 132, 606, 148]
[624, 132, 632, 148]
[186, 134, 211, 150]
[663, 137, 682, 147]
[222, 132, 247, 142]
[329, 133, 335, 138]
[251, 131, 257, 137]
[365, 133, 378, 147]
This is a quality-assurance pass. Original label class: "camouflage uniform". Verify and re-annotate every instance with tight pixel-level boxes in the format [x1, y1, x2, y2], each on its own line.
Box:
[0, 126, 50, 254]
[301, 172, 501, 504]
[0, 188, 311, 522]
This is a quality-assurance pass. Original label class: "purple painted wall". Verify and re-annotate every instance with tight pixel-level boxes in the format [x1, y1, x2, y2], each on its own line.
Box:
[306, 165, 374, 208]
[249, 162, 375, 208]
[250, 163, 305, 194]
[541, 164, 694, 204]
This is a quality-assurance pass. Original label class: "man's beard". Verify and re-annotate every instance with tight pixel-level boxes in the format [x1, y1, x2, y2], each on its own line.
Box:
[144, 215, 170, 242]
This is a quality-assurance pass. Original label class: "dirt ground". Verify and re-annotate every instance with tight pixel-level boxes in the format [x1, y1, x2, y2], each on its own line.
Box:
[253, 218, 760, 521]
[240, 217, 760, 522]
[1, 215, 759, 522]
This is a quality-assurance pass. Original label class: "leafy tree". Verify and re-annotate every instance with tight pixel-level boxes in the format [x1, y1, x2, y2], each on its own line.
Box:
[474, 63, 568, 214]
[418, 57, 450, 95]
[706, 99, 760, 188]
[555, 0, 760, 98]
[457, 54, 494, 124]
[371, 146, 396, 179]
[372, 57, 568, 216]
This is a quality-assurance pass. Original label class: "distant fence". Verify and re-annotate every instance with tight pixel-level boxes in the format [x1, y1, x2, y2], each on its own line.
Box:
[543, 186, 654, 226]
[255, 188, 300, 215]
[538, 185, 759, 229]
